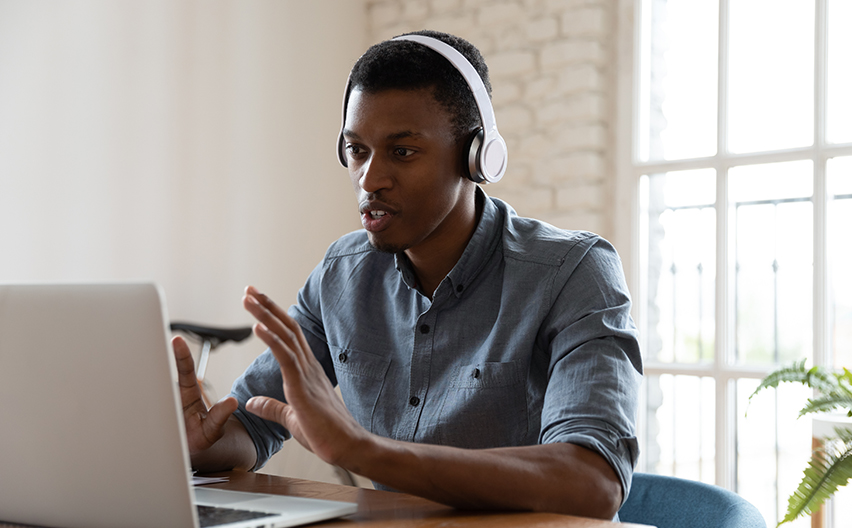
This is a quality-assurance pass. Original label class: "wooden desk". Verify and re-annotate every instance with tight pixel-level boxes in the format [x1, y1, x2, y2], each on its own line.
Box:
[0, 471, 652, 527]
[208, 471, 652, 527]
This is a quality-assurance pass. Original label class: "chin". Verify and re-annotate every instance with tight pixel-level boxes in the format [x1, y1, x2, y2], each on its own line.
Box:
[367, 234, 409, 255]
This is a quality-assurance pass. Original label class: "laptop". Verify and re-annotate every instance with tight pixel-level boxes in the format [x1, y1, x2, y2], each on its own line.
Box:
[0, 282, 358, 528]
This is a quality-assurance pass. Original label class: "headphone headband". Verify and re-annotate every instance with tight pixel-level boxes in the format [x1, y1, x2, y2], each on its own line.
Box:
[337, 34, 508, 184]
[392, 35, 498, 140]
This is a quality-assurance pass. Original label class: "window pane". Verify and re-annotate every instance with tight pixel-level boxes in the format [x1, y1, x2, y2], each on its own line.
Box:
[828, 157, 852, 369]
[642, 170, 716, 363]
[728, 0, 814, 153]
[638, 0, 718, 161]
[731, 162, 813, 366]
[738, 378, 812, 528]
[833, 486, 852, 528]
[827, 0, 852, 144]
[645, 374, 715, 483]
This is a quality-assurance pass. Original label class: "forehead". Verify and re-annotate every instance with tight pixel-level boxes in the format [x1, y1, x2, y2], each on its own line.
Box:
[343, 88, 455, 141]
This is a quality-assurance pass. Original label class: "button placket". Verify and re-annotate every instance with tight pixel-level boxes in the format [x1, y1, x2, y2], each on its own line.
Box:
[401, 308, 437, 442]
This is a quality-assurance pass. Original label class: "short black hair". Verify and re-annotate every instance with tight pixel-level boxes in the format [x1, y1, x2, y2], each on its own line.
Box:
[347, 30, 491, 141]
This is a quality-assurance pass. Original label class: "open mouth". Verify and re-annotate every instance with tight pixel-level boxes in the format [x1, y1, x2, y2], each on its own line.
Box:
[361, 208, 394, 232]
[359, 199, 396, 232]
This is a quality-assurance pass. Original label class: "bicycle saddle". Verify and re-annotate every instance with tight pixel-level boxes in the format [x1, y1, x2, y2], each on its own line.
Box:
[169, 322, 253, 348]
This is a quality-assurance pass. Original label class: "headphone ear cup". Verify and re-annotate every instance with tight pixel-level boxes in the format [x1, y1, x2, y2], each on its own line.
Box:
[337, 132, 348, 168]
[464, 128, 485, 183]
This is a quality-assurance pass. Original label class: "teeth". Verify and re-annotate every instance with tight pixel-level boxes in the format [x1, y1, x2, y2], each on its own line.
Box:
[370, 210, 387, 219]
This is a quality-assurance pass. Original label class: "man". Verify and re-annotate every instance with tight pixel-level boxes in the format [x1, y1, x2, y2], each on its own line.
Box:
[173, 30, 642, 521]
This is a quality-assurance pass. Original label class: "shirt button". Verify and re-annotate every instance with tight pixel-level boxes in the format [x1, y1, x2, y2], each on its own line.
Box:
[456, 284, 464, 293]
[473, 368, 480, 379]
[419, 324, 430, 334]
[409, 396, 420, 407]
[338, 353, 347, 363]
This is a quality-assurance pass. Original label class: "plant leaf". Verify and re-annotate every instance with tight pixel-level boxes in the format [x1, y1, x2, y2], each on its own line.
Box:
[748, 361, 840, 409]
[779, 427, 852, 526]
[799, 393, 852, 417]
[750, 360, 807, 401]
[804, 366, 841, 393]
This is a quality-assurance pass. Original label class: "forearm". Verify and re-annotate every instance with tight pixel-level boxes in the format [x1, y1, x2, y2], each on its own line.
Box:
[341, 438, 623, 519]
[190, 416, 257, 473]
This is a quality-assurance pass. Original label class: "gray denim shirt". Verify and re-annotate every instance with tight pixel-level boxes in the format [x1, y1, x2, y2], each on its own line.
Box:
[231, 190, 643, 501]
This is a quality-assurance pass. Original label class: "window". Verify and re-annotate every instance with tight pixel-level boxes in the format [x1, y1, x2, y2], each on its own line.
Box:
[627, 0, 852, 526]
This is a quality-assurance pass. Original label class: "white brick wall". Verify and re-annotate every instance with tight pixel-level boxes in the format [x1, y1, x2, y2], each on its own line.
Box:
[366, 0, 616, 237]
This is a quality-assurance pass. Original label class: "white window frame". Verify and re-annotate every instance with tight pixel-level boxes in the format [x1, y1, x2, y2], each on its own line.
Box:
[614, 0, 852, 494]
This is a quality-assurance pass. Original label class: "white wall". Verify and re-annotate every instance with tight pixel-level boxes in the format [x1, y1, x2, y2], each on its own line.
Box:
[0, 0, 365, 483]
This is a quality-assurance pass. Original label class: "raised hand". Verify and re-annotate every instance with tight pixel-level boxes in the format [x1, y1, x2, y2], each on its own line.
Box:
[172, 335, 239, 455]
[241, 286, 370, 469]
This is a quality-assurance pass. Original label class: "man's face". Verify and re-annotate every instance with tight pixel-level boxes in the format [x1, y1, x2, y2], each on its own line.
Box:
[342, 88, 469, 255]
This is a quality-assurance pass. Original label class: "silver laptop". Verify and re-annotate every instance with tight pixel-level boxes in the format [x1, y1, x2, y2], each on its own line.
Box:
[0, 282, 357, 528]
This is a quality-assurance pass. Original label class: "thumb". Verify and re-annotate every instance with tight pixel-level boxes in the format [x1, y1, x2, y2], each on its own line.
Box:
[203, 396, 238, 439]
[208, 396, 238, 424]
[246, 396, 289, 425]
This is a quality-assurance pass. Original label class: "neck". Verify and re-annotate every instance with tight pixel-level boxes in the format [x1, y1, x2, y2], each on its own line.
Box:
[405, 188, 483, 300]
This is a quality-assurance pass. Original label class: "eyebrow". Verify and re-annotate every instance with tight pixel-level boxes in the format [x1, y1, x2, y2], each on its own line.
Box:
[342, 129, 425, 141]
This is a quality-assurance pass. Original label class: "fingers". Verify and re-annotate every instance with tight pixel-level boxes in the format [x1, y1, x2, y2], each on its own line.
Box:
[172, 336, 206, 411]
[243, 289, 291, 340]
[242, 286, 311, 367]
[172, 335, 196, 381]
[244, 286, 306, 345]
[252, 322, 287, 355]
[246, 396, 289, 426]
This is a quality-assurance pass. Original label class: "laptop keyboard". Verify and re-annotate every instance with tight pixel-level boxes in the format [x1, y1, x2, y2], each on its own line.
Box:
[196, 504, 277, 527]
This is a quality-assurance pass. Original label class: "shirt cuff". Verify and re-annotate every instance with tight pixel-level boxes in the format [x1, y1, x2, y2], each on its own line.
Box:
[543, 420, 639, 506]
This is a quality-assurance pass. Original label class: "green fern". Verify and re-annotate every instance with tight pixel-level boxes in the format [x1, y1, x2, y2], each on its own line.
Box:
[750, 361, 852, 526]
[799, 394, 852, 418]
[779, 428, 852, 525]
[749, 360, 839, 404]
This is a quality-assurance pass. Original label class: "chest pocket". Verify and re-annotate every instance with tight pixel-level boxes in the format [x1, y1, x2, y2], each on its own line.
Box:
[436, 361, 529, 449]
[330, 346, 390, 432]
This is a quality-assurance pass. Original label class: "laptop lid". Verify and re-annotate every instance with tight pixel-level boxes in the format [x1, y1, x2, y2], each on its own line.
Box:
[0, 282, 356, 528]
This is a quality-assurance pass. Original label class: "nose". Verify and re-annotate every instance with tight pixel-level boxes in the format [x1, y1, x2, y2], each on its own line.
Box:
[356, 153, 393, 194]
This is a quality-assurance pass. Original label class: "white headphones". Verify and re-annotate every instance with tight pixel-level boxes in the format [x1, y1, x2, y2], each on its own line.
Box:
[337, 34, 508, 184]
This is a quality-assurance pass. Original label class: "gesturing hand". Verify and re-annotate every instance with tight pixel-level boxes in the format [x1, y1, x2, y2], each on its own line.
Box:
[172, 335, 239, 455]
[241, 286, 370, 468]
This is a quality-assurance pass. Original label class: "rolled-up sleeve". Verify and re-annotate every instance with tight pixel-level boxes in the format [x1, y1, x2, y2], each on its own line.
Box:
[539, 238, 643, 503]
[230, 351, 289, 470]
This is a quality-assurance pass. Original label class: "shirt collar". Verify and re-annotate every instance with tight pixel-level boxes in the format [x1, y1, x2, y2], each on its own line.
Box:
[394, 187, 502, 299]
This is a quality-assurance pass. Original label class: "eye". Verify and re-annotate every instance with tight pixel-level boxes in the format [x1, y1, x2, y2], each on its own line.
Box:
[346, 144, 365, 158]
[393, 147, 415, 158]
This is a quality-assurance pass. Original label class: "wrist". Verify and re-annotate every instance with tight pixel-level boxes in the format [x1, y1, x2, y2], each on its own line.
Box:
[336, 429, 389, 478]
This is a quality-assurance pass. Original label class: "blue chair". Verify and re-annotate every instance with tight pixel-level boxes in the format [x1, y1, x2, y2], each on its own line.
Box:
[618, 473, 767, 528]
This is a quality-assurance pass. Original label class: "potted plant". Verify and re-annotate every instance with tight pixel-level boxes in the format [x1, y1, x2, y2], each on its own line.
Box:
[750, 359, 852, 526]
